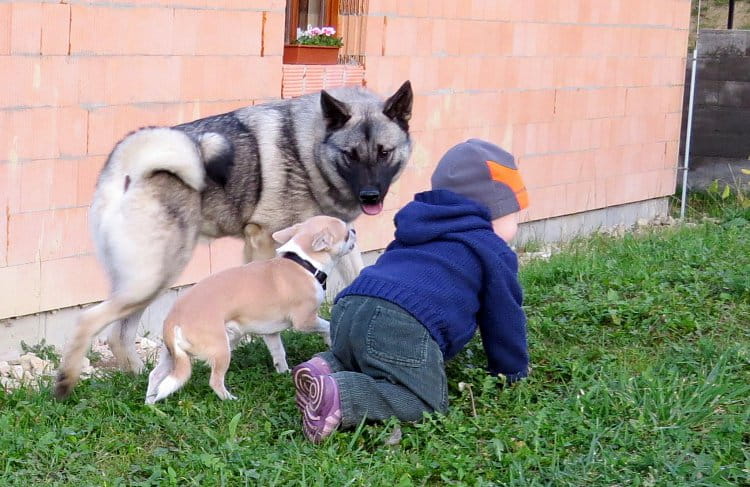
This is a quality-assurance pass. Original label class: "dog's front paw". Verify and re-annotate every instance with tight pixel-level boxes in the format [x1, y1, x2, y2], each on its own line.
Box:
[275, 364, 290, 374]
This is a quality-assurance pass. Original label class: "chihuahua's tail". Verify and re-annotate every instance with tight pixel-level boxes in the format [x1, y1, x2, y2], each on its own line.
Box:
[145, 322, 192, 404]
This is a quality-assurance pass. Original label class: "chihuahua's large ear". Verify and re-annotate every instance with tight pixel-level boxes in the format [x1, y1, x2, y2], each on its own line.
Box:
[320, 90, 351, 131]
[272, 224, 300, 245]
[383, 80, 413, 132]
[311, 229, 333, 252]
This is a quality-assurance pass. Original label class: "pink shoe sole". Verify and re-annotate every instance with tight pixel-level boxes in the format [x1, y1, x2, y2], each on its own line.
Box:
[292, 356, 332, 409]
[294, 374, 342, 443]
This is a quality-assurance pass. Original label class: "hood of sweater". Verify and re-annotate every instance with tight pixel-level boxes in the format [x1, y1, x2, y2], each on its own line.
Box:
[394, 189, 494, 246]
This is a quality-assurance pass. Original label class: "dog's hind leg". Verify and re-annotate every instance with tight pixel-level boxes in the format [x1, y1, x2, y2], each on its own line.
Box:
[262, 333, 289, 373]
[108, 308, 147, 374]
[145, 347, 173, 404]
[55, 296, 146, 400]
[208, 341, 237, 400]
[151, 344, 192, 403]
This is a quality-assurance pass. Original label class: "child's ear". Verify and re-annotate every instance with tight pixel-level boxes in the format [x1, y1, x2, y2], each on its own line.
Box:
[311, 230, 333, 252]
[272, 224, 300, 244]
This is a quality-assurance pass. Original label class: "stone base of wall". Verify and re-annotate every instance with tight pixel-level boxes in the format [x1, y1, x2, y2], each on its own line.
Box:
[0, 196, 670, 361]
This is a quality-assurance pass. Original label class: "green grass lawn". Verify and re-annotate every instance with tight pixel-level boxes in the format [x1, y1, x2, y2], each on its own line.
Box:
[1, 196, 749, 486]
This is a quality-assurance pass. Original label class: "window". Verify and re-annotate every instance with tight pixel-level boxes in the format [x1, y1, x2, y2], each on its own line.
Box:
[283, 0, 367, 65]
[285, 0, 340, 45]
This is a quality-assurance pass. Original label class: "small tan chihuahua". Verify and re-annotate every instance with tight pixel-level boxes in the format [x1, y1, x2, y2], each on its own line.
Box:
[145, 215, 356, 404]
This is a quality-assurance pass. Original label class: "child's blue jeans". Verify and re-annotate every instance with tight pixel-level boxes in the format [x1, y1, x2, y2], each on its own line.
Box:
[317, 295, 448, 428]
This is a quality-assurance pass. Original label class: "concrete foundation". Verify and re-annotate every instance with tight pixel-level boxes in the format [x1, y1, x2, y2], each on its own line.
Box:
[0, 196, 670, 361]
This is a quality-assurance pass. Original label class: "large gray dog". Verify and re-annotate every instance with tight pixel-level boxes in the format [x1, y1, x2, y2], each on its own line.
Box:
[54, 81, 413, 399]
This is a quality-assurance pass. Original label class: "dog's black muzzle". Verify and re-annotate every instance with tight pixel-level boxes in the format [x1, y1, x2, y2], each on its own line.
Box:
[358, 188, 381, 205]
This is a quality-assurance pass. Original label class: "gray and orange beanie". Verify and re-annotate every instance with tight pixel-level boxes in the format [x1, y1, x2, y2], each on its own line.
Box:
[430, 139, 529, 219]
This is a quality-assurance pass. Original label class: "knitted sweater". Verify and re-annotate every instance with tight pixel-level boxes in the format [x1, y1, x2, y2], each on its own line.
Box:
[337, 189, 529, 381]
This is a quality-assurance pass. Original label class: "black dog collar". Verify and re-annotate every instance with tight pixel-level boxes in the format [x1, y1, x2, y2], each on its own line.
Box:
[281, 252, 328, 290]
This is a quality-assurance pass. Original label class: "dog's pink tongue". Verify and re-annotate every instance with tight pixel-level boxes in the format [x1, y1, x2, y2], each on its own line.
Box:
[361, 202, 383, 215]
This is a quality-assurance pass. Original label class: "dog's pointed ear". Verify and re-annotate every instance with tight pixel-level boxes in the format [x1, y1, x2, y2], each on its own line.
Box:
[311, 229, 333, 252]
[383, 80, 413, 131]
[272, 224, 300, 245]
[320, 90, 351, 131]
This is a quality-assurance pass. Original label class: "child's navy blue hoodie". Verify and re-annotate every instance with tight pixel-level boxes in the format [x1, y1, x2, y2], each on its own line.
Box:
[336, 189, 529, 381]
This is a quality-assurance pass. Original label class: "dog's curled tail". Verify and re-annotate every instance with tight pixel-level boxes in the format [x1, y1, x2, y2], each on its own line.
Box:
[112, 127, 226, 192]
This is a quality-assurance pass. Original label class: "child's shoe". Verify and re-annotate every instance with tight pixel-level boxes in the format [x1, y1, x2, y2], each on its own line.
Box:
[295, 374, 342, 443]
[292, 356, 332, 408]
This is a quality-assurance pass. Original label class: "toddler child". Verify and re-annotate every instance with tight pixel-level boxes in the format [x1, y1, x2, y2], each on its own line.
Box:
[293, 138, 530, 443]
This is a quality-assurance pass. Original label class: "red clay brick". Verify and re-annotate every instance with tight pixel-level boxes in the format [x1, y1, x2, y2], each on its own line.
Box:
[173, 9, 262, 56]
[0, 56, 77, 109]
[0, 204, 6, 267]
[0, 162, 21, 213]
[656, 167, 678, 196]
[38, 207, 91, 261]
[672, 0, 692, 29]
[443, 19, 461, 56]
[105, 56, 182, 105]
[41, 3, 70, 55]
[49, 159, 79, 210]
[19, 160, 54, 213]
[564, 180, 599, 214]
[58, 106, 88, 158]
[637, 28, 669, 57]
[667, 29, 689, 57]
[0, 263, 41, 318]
[1, 107, 62, 161]
[414, 18, 433, 57]
[625, 86, 671, 116]
[7, 211, 43, 265]
[524, 184, 567, 221]
[383, 17, 416, 56]
[10, 2, 42, 54]
[664, 112, 683, 142]
[364, 15, 386, 56]
[665, 140, 680, 169]
[518, 57, 555, 93]
[263, 11, 285, 56]
[508, 90, 555, 124]
[0, 4, 11, 55]
[70, 5, 173, 55]
[75, 57, 107, 106]
[40, 255, 108, 311]
[0, 57, 34, 108]
[77, 157, 105, 206]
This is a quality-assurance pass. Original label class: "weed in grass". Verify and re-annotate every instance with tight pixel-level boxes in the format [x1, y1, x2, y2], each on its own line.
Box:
[20, 339, 60, 367]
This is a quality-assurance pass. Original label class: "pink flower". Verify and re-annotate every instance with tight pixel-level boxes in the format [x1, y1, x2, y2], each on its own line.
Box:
[310, 27, 322, 36]
[322, 26, 336, 36]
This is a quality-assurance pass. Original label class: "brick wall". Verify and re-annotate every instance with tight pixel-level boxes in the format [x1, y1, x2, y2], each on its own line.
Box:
[0, 0, 692, 320]
[352, 0, 692, 252]
[0, 1, 289, 319]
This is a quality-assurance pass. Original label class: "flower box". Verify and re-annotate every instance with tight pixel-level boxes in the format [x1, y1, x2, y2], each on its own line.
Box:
[283, 45, 340, 65]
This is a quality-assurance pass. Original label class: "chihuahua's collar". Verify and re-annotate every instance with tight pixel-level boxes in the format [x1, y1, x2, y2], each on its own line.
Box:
[281, 252, 328, 289]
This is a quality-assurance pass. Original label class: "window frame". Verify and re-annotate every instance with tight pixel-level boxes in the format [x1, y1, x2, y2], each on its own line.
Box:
[285, 0, 340, 45]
